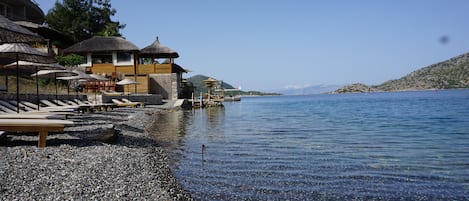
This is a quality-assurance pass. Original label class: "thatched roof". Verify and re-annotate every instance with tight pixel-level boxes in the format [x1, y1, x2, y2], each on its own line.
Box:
[0, 43, 55, 63]
[0, 15, 44, 43]
[140, 37, 179, 58]
[172, 63, 188, 73]
[63, 36, 139, 54]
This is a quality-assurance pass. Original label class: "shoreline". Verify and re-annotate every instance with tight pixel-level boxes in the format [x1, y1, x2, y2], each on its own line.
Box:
[0, 104, 193, 200]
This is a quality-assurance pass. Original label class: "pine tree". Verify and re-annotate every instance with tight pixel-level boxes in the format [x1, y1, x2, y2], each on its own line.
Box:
[45, 0, 125, 43]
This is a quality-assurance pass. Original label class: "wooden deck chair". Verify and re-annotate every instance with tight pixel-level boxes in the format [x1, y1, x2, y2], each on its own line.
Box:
[0, 113, 65, 119]
[20, 101, 75, 114]
[40, 100, 81, 112]
[111, 99, 139, 108]
[0, 104, 16, 114]
[0, 100, 28, 113]
[9, 100, 36, 111]
[121, 98, 145, 107]
[75, 99, 115, 111]
[0, 119, 74, 147]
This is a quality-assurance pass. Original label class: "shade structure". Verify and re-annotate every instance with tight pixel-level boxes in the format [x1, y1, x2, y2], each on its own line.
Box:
[3, 62, 67, 111]
[116, 78, 139, 85]
[89, 74, 109, 81]
[58, 72, 109, 103]
[63, 36, 139, 54]
[4, 61, 65, 70]
[29, 69, 76, 110]
[0, 43, 55, 113]
[116, 78, 140, 95]
[140, 36, 179, 59]
[0, 43, 55, 64]
[0, 15, 44, 43]
[31, 69, 73, 77]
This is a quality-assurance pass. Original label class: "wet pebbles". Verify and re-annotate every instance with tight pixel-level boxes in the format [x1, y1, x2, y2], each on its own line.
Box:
[0, 106, 192, 200]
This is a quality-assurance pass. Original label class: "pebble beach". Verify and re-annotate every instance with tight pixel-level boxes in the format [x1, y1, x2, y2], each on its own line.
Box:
[0, 105, 193, 200]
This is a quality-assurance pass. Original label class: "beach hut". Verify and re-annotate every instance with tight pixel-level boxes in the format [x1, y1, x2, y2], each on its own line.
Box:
[63, 36, 141, 93]
[139, 37, 187, 100]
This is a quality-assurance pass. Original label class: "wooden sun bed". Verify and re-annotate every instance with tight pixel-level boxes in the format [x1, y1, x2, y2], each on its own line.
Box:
[111, 99, 140, 108]
[73, 99, 116, 111]
[0, 119, 74, 147]
[0, 113, 65, 119]
[121, 98, 145, 107]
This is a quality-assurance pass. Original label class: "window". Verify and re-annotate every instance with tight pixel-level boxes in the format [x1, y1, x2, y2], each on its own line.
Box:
[117, 52, 131, 63]
[92, 54, 112, 64]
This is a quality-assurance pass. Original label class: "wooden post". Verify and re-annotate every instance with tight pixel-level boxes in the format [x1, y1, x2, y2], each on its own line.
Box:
[38, 130, 47, 148]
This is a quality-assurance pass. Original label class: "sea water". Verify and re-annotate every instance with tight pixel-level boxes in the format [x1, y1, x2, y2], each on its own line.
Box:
[150, 90, 469, 200]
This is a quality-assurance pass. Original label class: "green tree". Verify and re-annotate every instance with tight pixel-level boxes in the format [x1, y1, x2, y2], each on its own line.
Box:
[45, 0, 125, 43]
[55, 54, 84, 67]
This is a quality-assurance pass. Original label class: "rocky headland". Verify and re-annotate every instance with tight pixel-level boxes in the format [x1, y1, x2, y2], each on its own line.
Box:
[333, 52, 469, 93]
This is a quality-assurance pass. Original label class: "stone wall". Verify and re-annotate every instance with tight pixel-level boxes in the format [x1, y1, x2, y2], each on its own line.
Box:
[0, 93, 88, 102]
[149, 74, 172, 100]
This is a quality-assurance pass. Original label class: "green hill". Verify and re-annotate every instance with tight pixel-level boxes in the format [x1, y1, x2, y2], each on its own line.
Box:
[186, 74, 281, 96]
[333, 52, 469, 93]
[375, 52, 469, 91]
[186, 74, 235, 93]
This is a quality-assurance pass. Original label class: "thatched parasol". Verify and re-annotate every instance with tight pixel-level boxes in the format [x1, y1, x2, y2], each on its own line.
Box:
[3, 63, 66, 110]
[63, 36, 139, 54]
[140, 36, 179, 59]
[0, 43, 55, 113]
[203, 78, 219, 101]
[28, 69, 76, 110]
[0, 15, 44, 43]
[116, 78, 140, 95]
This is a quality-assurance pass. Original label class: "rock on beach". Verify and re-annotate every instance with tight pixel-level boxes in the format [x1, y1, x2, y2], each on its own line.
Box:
[0, 106, 192, 200]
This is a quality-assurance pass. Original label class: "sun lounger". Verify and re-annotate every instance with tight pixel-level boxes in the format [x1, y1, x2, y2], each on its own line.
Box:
[0, 100, 27, 113]
[0, 104, 17, 114]
[73, 99, 115, 111]
[101, 90, 123, 95]
[0, 119, 74, 147]
[9, 100, 36, 111]
[111, 99, 139, 108]
[40, 100, 84, 112]
[19, 101, 75, 114]
[0, 113, 65, 119]
[121, 98, 145, 107]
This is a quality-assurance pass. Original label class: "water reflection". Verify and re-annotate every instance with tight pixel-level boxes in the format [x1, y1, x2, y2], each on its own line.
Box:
[149, 107, 227, 165]
[148, 110, 187, 150]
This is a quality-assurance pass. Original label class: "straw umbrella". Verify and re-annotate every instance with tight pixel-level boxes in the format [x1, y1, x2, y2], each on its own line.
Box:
[116, 78, 139, 98]
[0, 15, 44, 43]
[3, 62, 67, 110]
[203, 78, 218, 101]
[140, 36, 179, 61]
[0, 43, 54, 113]
[57, 72, 107, 103]
[29, 69, 76, 110]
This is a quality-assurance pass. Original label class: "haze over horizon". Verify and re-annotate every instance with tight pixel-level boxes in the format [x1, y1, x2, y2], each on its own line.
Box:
[35, 0, 469, 92]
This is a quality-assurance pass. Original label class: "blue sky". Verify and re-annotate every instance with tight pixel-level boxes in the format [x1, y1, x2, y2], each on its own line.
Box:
[35, 0, 469, 92]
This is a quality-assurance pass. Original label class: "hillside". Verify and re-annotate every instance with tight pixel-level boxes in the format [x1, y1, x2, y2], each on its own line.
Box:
[333, 52, 469, 93]
[186, 74, 280, 96]
[186, 74, 235, 93]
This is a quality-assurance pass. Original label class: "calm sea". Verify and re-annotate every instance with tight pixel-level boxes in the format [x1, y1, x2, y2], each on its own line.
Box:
[150, 90, 469, 200]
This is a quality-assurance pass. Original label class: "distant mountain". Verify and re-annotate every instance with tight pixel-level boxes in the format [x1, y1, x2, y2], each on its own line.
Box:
[333, 52, 469, 93]
[279, 84, 342, 95]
